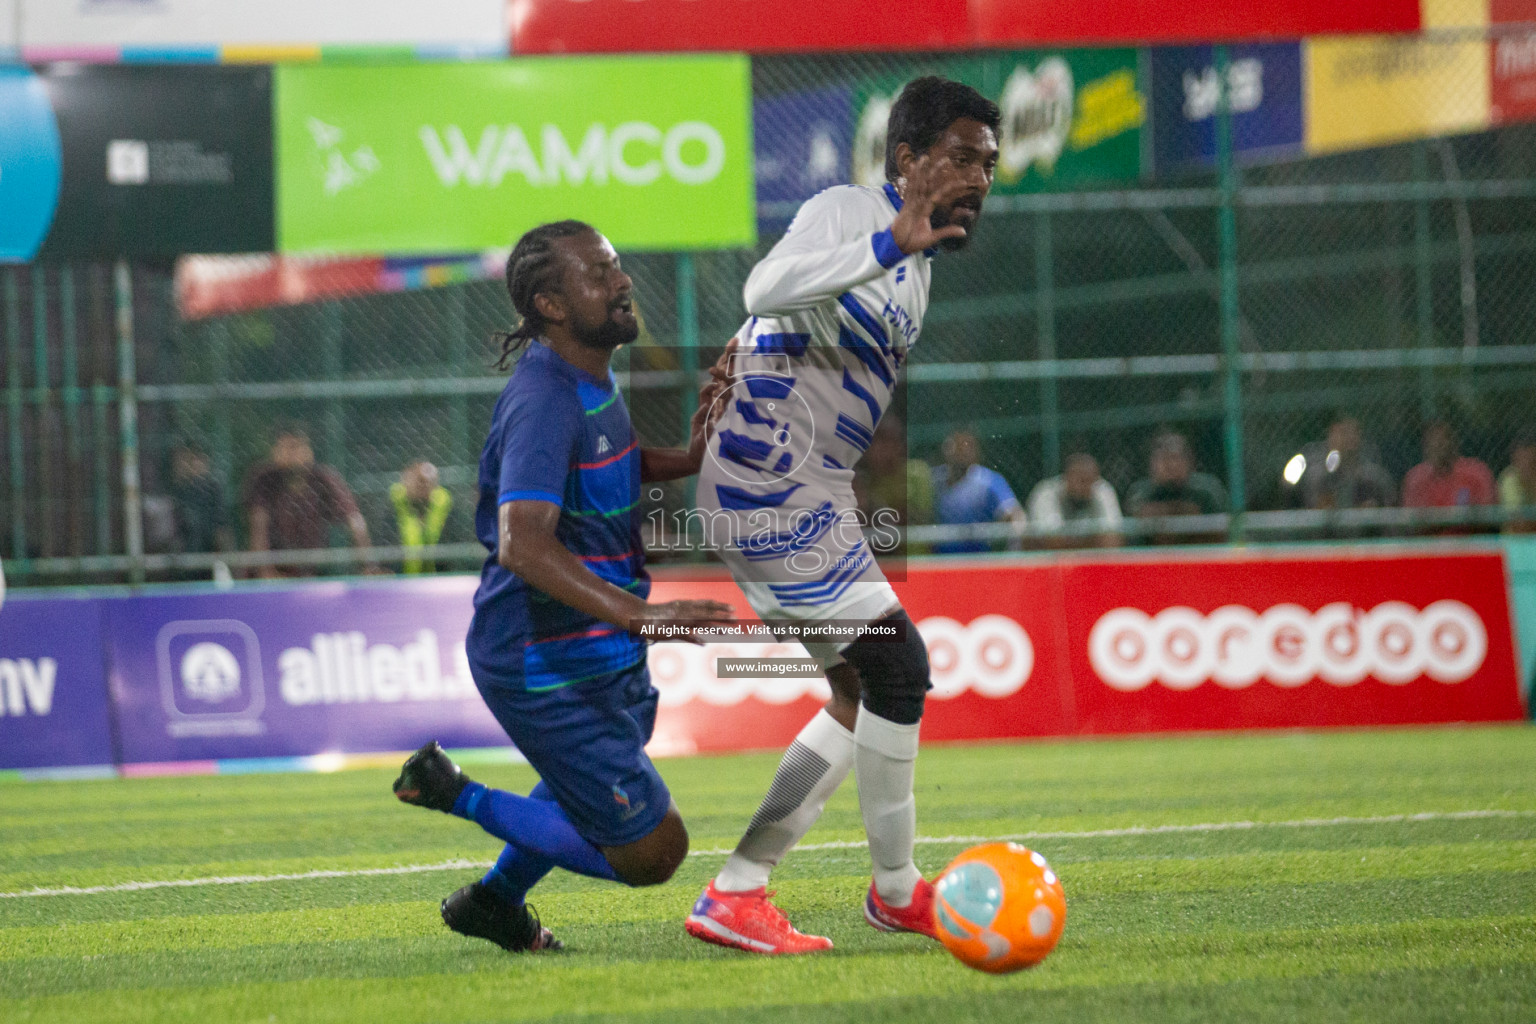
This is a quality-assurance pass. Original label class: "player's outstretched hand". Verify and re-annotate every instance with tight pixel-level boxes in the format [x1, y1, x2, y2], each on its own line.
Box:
[890, 153, 974, 255]
[631, 599, 738, 645]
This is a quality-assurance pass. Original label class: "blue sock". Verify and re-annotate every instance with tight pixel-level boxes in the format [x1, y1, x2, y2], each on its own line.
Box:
[480, 782, 557, 905]
[453, 780, 619, 883]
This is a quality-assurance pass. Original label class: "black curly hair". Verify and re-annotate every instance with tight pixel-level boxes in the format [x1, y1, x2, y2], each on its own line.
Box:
[493, 220, 595, 369]
[884, 76, 1001, 182]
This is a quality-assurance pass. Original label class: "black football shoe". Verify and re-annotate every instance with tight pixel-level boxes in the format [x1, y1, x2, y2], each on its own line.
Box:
[441, 882, 563, 953]
[393, 740, 470, 813]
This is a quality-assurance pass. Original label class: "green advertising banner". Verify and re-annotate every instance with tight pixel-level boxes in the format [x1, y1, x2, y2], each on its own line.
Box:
[848, 50, 1145, 193]
[276, 56, 755, 254]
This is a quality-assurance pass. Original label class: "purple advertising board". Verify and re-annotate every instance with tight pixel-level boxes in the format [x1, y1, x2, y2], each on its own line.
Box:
[0, 595, 115, 770]
[104, 577, 511, 765]
[755, 86, 853, 229]
[1151, 42, 1304, 173]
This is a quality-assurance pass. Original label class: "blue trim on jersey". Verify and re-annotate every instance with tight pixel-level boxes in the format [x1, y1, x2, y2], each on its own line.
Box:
[755, 332, 812, 357]
[838, 293, 891, 355]
[835, 413, 874, 452]
[568, 447, 639, 516]
[773, 451, 793, 473]
[577, 379, 618, 415]
[841, 367, 882, 426]
[837, 326, 894, 388]
[716, 482, 804, 511]
[744, 374, 796, 399]
[823, 455, 847, 470]
[872, 228, 904, 270]
[740, 500, 836, 561]
[500, 488, 563, 506]
[883, 182, 903, 212]
[765, 547, 874, 606]
[718, 429, 775, 469]
[736, 401, 778, 428]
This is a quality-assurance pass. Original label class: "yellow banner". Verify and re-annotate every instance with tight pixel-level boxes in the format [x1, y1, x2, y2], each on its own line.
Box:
[1305, 32, 1490, 153]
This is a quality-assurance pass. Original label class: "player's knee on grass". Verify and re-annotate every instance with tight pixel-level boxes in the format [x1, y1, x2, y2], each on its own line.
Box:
[601, 803, 688, 886]
[842, 611, 930, 726]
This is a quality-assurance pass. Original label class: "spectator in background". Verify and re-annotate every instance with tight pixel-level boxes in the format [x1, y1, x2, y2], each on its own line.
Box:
[1126, 430, 1228, 518]
[856, 415, 933, 554]
[243, 426, 374, 578]
[1027, 451, 1123, 548]
[931, 429, 1026, 554]
[1500, 429, 1536, 534]
[1300, 414, 1396, 510]
[170, 443, 235, 556]
[388, 460, 456, 574]
[1402, 419, 1494, 510]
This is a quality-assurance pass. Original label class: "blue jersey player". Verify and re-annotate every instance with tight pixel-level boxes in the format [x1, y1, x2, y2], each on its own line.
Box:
[393, 220, 734, 953]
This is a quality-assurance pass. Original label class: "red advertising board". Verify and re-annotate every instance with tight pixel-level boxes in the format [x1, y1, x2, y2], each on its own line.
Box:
[971, 0, 1420, 47]
[1492, 1, 1536, 125]
[509, 0, 1419, 55]
[510, 0, 970, 55]
[646, 548, 1523, 754]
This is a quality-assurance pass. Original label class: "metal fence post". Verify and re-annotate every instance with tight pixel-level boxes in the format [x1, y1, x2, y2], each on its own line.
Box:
[32, 268, 54, 558]
[1215, 44, 1246, 539]
[4, 270, 26, 566]
[676, 253, 701, 509]
[60, 266, 85, 562]
[1034, 211, 1060, 479]
[115, 260, 146, 585]
[1412, 142, 1436, 418]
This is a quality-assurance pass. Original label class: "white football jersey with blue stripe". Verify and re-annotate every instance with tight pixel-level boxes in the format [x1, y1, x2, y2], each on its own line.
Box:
[697, 183, 930, 662]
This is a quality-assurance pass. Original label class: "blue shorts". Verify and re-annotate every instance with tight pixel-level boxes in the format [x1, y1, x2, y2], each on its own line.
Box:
[471, 661, 671, 849]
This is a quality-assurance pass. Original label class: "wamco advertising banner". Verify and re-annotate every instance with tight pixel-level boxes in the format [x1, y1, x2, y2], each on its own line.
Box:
[275, 57, 756, 255]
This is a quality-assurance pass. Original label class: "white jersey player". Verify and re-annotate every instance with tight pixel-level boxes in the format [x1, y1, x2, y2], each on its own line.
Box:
[685, 77, 1000, 955]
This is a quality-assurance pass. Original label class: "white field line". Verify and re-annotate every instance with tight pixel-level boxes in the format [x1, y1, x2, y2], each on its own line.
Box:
[2, 808, 1530, 901]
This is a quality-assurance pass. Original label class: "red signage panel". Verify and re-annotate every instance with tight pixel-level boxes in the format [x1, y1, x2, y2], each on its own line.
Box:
[510, 0, 1420, 55]
[510, 0, 970, 55]
[1492, 1, 1536, 125]
[1061, 550, 1524, 734]
[644, 549, 1522, 755]
[971, 0, 1422, 46]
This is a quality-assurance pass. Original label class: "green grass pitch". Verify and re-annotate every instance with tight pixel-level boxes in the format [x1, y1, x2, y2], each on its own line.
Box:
[2, 724, 1534, 1023]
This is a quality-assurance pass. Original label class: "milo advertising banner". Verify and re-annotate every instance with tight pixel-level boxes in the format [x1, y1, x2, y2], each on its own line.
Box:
[844, 50, 1146, 194]
[275, 56, 756, 254]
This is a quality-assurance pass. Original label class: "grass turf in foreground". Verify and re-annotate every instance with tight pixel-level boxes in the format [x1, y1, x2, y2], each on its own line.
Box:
[0, 725, 1532, 1023]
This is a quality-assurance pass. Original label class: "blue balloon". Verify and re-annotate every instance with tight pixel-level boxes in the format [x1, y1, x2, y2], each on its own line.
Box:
[0, 68, 63, 262]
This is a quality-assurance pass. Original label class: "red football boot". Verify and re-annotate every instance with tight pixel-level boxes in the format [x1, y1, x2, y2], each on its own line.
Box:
[864, 877, 939, 939]
[685, 882, 834, 954]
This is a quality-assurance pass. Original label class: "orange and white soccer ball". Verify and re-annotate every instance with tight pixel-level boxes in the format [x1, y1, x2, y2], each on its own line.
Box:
[932, 842, 1066, 974]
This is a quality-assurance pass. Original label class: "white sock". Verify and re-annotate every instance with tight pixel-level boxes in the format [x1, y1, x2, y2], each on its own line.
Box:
[854, 709, 923, 907]
[714, 709, 856, 893]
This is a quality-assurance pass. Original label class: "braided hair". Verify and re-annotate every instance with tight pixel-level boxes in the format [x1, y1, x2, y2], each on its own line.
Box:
[493, 220, 595, 369]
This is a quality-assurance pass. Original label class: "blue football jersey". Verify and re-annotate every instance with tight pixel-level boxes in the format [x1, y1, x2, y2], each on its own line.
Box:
[467, 341, 649, 691]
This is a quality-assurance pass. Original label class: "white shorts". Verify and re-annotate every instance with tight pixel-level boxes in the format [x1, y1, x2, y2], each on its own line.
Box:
[699, 476, 901, 670]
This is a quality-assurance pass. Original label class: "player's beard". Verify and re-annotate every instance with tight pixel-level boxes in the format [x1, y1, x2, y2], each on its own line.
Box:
[573, 306, 640, 350]
[930, 199, 983, 252]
